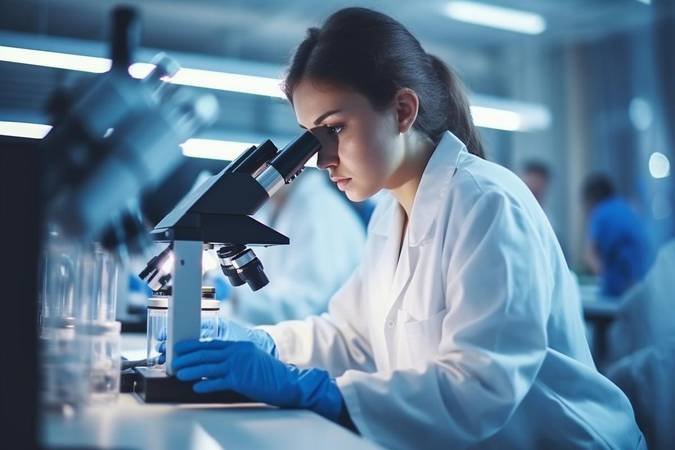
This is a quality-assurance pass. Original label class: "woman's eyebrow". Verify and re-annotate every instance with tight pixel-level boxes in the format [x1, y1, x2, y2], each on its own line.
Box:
[298, 109, 342, 129]
[313, 109, 341, 125]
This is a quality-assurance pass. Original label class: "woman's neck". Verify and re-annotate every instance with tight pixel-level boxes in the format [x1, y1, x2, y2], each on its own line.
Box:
[388, 133, 436, 219]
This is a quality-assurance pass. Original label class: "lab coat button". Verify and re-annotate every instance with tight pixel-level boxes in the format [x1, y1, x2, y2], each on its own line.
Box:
[386, 320, 394, 328]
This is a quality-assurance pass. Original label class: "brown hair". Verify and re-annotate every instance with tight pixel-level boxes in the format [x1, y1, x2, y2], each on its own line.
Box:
[283, 7, 484, 158]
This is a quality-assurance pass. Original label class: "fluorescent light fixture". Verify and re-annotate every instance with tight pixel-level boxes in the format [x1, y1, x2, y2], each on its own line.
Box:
[180, 138, 318, 168]
[0, 122, 296, 165]
[0, 120, 52, 139]
[0, 45, 284, 98]
[129, 63, 285, 98]
[470, 95, 551, 131]
[649, 152, 670, 179]
[0, 45, 110, 73]
[470, 106, 521, 131]
[180, 138, 256, 160]
[444, 1, 546, 35]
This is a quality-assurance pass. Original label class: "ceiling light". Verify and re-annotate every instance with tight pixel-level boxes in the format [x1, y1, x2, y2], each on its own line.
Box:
[129, 63, 284, 98]
[180, 138, 256, 160]
[0, 45, 285, 98]
[0, 120, 52, 139]
[444, 1, 546, 35]
[0, 45, 110, 73]
[649, 152, 670, 179]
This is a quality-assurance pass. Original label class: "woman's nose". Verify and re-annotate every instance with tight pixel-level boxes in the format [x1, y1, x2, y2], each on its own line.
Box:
[316, 145, 338, 170]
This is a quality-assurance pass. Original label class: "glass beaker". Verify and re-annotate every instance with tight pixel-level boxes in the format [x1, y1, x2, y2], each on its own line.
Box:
[146, 293, 220, 369]
[39, 230, 122, 409]
[76, 243, 119, 323]
[76, 320, 122, 403]
[40, 316, 86, 411]
[39, 226, 81, 326]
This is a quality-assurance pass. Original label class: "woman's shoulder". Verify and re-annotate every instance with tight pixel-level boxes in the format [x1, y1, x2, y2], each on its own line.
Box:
[442, 153, 547, 234]
[452, 153, 538, 208]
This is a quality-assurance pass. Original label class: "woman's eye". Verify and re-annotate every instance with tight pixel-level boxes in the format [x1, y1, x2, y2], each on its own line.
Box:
[326, 125, 343, 136]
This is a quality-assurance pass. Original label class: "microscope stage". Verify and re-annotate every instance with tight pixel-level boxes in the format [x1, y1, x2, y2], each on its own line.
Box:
[133, 366, 251, 404]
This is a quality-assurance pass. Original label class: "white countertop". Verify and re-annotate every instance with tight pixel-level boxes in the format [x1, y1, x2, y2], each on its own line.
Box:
[42, 333, 382, 450]
[42, 393, 382, 450]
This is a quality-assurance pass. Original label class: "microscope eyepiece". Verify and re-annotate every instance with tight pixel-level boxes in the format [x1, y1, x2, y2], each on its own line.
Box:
[268, 131, 320, 182]
[217, 245, 269, 292]
[255, 131, 321, 198]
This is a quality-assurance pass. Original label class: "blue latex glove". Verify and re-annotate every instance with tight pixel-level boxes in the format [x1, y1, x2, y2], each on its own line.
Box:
[172, 339, 345, 423]
[156, 319, 277, 364]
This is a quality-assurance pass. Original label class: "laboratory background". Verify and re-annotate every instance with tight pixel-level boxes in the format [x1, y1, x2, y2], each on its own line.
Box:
[0, 0, 674, 449]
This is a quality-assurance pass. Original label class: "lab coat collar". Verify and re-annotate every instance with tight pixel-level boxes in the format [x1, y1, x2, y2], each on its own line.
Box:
[370, 131, 466, 245]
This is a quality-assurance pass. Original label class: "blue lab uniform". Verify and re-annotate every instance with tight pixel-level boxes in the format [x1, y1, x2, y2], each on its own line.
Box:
[588, 197, 653, 297]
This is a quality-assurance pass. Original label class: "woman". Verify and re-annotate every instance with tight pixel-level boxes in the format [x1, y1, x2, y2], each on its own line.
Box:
[170, 8, 644, 449]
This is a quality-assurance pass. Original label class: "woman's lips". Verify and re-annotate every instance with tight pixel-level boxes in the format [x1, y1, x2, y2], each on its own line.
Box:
[332, 177, 351, 191]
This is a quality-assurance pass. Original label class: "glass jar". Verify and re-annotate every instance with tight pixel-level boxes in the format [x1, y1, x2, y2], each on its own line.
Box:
[39, 228, 80, 327]
[40, 319, 121, 409]
[76, 321, 122, 403]
[146, 293, 220, 368]
[40, 234, 119, 326]
[76, 243, 119, 323]
[40, 317, 83, 410]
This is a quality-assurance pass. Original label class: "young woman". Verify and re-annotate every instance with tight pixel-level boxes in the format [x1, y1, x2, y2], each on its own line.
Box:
[170, 8, 644, 449]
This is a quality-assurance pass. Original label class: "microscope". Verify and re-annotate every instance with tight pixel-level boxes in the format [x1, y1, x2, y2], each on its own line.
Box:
[34, 4, 219, 413]
[134, 131, 321, 402]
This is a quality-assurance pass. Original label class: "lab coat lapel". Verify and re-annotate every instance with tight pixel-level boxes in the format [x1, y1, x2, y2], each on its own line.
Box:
[379, 204, 412, 318]
[380, 132, 467, 320]
[388, 229, 414, 321]
[370, 200, 403, 322]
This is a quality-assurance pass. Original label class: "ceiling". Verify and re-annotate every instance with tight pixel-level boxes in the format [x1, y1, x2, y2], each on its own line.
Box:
[1, 0, 668, 65]
[0, 0, 671, 140]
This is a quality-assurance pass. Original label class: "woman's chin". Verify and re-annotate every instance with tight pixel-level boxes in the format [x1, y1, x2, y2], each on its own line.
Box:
[344, 187, 371, 203]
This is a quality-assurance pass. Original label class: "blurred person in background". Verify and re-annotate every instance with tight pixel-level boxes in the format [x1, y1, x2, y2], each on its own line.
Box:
[582, 173, 654, 298]
[521, 160, 551, 207]
[520, 160, 571, 260]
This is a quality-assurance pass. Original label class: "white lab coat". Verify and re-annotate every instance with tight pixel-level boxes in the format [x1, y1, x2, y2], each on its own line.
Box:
[606, 239, 675, 364]
[261, 132, 643, 450]
[234, 168, 366, 325]
[608, 337, 675, 450]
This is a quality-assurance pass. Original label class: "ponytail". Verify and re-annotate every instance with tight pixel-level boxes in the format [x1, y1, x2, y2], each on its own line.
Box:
[427, 54, 484, 158]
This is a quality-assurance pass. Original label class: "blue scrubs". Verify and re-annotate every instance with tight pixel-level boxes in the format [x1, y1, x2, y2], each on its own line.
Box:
[589, 197, 653, 297]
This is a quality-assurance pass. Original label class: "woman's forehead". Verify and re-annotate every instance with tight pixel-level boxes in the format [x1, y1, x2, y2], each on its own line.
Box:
[293, 79, 368, 127]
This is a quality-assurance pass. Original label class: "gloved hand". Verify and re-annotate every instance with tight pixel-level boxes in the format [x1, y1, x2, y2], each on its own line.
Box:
[156, 319, 277, 364]
[172, 339, 345, 423]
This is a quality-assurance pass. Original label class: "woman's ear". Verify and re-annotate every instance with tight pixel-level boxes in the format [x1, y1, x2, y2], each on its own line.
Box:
[394, 88, 420, 134]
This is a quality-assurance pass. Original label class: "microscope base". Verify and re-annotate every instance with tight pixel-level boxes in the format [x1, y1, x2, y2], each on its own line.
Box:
[133, 367, 250, 403]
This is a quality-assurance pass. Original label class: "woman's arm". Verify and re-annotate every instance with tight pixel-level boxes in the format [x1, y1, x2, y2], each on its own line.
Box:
[259, 264, 376, 377]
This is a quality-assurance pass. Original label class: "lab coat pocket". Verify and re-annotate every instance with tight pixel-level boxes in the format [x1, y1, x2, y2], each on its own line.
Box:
[401, 308, 447, 367]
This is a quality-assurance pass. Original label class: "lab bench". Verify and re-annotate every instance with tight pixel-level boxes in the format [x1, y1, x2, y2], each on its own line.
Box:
[42, 394, 382, 449]
[41, 333, 383, 449]
[580, 283, 621, 370]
